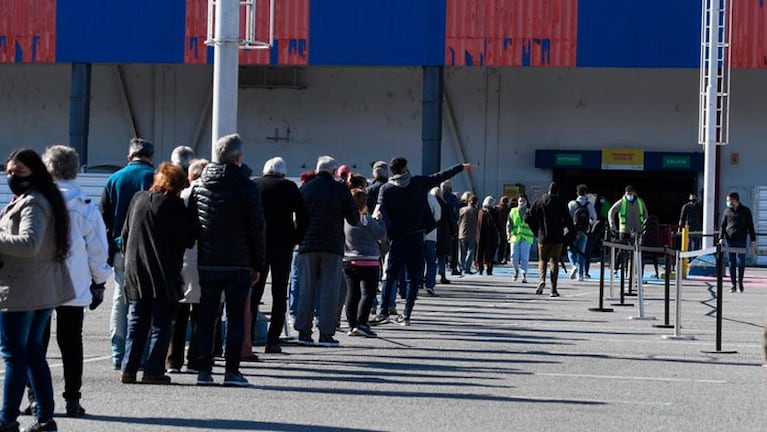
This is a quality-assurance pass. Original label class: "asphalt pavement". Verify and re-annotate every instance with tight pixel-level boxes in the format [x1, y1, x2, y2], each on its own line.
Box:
[15, 261, 767, 431]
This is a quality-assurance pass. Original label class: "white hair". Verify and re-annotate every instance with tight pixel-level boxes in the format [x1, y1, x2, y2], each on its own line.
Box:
[171, 146, 195, 169]
[263, 157, 287, 177]
[482, 196, 496, 208]
[316, 155, 337, 174]
[214, 134, 243, 164]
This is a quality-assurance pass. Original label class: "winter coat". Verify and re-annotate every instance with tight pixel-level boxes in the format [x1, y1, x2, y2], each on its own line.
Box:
[527, 193, 574, 245]
[180, 185, 200, 303]
[100, 160, 155, 259]
[721, 205, 756, 243]
[377, 164, 464, 240]
[458, 205, 479, 240]
[344, 214, 387, 261]
[58, 180, 112, 307]
[254, 174, 309, 250]
[0, 190, 75, 311]
[122, 191, 194, 302]
[425, 193, 442, 242]
[299, 171, 359, 256]
[476, 206, 502, 261]
[436, 195, 456, 256]
[366, 178, 387, 214]
[189, 162, 266, 271]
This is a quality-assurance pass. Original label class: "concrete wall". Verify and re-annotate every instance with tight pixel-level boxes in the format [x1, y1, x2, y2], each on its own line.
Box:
[0, 64, 764, 207]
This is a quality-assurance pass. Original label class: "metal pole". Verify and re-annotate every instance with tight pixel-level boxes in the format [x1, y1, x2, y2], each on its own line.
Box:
[612, 246, 633, 307]
[702, 242, 738, 353]
[631, 239, 655, 320]
[663, 251, 695, 340]
[422, 66, 444, 175]
[654, 248, 674, 328]
[702, 0, 719, 250]
[211, 0, 240, 160]
[589, 235, 613, 313]
[69, 63, 92, 167]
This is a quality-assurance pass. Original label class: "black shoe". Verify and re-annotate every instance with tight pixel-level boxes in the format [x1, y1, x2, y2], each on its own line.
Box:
[240, 353, 260, 362]
[120, 372, 137, 384]
[22, 420, 57, 432]
[297, 333, 315, 346]
[739, 283, 744, 293]
[317, 335, 340, 347]
[464, 270, 475, 275]
[440, 277, 451, 284]
[370, 313, 390, 326]
[353, 325, 378, 338]
[535, 285, 544, 295]
[451, 269, 461, 276]
[0, 422, 19, 432]
[141, 374, 172, 385]
[65, 399, 86, 418]
[550, 290, 560, 298]
[425, 287, 436, 296]
[264, 344, 283, 354]
[730, 286, 737, 293]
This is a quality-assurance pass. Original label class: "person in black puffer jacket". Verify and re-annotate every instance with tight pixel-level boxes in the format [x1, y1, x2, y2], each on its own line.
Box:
[187, 134, 265, 387]
[294, 156, 359, 347]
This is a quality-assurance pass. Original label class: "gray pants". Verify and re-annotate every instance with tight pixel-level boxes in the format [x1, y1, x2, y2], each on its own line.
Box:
[294, 252, 343, 337]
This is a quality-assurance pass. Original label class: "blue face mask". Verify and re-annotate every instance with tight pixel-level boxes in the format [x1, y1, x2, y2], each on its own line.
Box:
[626, 194, 636, 202]
[726, 202, 733, 209]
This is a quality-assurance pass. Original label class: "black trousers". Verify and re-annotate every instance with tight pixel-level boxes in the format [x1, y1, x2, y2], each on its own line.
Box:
[40, 306, 85, 401]
[166, 303, 200, 370]
[252, 245, 293, 346]
[343, 263, 379, 329]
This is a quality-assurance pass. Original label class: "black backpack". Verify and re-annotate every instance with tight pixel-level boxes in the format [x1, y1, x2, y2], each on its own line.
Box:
[573, 201, 591, 233]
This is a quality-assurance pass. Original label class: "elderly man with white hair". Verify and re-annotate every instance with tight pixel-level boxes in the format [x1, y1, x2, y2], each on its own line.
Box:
[252, 157, 308, 354]
[170, 146, 195, 174]
[294, 156, 359, 347]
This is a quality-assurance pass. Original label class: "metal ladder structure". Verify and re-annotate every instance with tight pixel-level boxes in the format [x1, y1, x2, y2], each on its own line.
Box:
[206, 0, 275, 50]
[698, 0, 731, 146]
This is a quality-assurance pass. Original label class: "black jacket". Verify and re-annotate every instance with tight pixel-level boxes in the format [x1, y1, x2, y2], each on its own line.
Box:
[254, 174, 309, 250]
[299, 172, 359, 256]
[366, 178, 387, 214]
[721, 205, 756, 243]
[436, 195, 457, 256]
[121, 191, 194, 302]
[527, 193, 574, 245]
[189, 162, 266, 270]
[378, 164, 464, 240]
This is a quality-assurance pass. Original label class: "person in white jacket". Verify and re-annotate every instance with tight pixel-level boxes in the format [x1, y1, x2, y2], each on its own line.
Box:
[423, 188, 442, 295]
[42, 145, 112, 417]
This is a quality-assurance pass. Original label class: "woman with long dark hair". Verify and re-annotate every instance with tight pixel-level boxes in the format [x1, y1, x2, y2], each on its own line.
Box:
[0, 149, 75, 432]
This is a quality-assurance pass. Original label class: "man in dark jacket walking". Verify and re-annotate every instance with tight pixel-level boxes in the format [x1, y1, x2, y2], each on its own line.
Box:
[526, 182, 575, 297]
[100, 138, 155, 370]
[295, 156, 359, 347]
[366, 161, 388, 214]
[188, 134, 266, 387]
[372, 157, 473, 325]
[720, 192, 756, 293]
[253, 157, 308, 353]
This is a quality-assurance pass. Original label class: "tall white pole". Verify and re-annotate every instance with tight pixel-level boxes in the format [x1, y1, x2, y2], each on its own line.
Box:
[211, 0, 240, 161]
[702, 0, 719, 249]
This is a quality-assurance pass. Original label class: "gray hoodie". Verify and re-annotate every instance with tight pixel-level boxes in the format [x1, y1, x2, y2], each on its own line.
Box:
[344, 214, 387, 262]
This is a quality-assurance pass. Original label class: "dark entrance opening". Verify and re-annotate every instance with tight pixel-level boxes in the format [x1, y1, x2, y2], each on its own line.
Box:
[553, 169, 698, 225]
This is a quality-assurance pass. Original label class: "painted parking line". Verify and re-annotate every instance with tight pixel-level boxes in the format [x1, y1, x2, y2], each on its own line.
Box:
[0, 355, 112, 378]
[535, 372, 726, 384]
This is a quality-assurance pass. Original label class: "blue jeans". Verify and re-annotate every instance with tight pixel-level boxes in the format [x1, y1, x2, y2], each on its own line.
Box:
[459, 238, 476, 274]
[569, 234, 588, 277]
[382, 232, 425, 319]
[123, 297, 175, 376]
[110, 252, 128, 367]
[424, 240, 437, 289]
[197, 269, 250, 373]
[0, 309, 54, 424]
[726, 239, 747, 287]
[511, 240, 532, 275]
[288, 250, 300, 318]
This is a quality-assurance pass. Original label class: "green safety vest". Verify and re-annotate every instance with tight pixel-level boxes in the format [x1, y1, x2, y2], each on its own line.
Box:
[509, 207, 534, 244]
[619, 197, 646, 233]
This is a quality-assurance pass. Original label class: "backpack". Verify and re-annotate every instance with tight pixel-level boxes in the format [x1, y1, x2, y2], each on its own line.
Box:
[573, 201, 591, 234]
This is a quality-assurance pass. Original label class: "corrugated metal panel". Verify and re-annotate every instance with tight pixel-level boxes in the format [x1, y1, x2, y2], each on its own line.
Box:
[445, 0, 578, 67]
[0, 0, 56, 63]
[755, 186, 767, 266]
[730, 0, 767, 69]
[185, 0, 309, 65]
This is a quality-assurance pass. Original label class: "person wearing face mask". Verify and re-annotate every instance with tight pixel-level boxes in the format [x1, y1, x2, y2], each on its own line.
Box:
[508, 194, 534, 283]
[719, 192, 756, 293]
[679, 192, 703, 251]
[608, 185, 648, 241]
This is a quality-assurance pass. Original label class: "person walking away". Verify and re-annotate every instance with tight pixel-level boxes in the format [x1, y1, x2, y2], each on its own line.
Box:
[373, 157, 473, 326]
[100, 138, 155, 370]
[423, 190, 442, 295]
[508, 194, 534, 283]
[289, 171, 318, 323]
[170, 146, 195, 178]
[495, 196, 512, 264]
[720, 192, 756, 293]
[344, 189, 387, 338]
[526, 182, 575, 297]
[434, 187, 457, 285]
[0, 149, 75, 432]
[366, 161, 389, 214]
[166, 158, 208, 374]
[42, 145, 112, 417]
[294, 156, 359, 346]
[120, 163, 193, 385]
[476, 196, 502, 276]
[187, 134, 266, 386]
[440, 181, 462, 276]
[458, 195, 479, 275]
[252, 157, 308, 354]
[568, 184, 597, 282]
[679, 192, 703, 251]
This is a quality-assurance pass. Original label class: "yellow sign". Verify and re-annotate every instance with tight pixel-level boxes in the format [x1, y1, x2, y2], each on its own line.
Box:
[502, 184, 524, 200]
[601, 148, 644, 171]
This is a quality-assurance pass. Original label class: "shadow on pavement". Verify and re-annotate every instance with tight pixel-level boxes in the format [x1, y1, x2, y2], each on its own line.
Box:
[82, 416, 386, 431]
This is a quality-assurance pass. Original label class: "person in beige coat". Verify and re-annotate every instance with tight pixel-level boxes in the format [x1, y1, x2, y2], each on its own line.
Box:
[0, 149, 74, 432]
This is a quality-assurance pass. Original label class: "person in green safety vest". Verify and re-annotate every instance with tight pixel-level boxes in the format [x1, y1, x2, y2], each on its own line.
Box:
[507, 194, 534, 283]
[608, 185, 648, 241]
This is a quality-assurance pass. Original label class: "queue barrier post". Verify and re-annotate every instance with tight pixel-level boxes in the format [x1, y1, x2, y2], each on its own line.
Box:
[662, 250, 696, 341]
[702, 242, 738, 354]
[589, 232, 614, 313]
[653, 247, 675, 329]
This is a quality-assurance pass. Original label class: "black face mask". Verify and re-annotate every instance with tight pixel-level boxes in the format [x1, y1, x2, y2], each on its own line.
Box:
[7, 174, 34, 196]
[690, 199, 697, 204]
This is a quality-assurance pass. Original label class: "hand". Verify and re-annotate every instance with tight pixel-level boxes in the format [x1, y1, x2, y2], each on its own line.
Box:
[718, 238, 724, 246]
[250, 271, 261, 286]
[462, 163, 476, 173]
[89, 281, 106, 310]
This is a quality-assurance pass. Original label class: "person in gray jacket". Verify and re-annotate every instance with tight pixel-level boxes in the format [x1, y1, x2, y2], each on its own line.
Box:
[344, 189, 387, 338]
[0, 149, 75, 432]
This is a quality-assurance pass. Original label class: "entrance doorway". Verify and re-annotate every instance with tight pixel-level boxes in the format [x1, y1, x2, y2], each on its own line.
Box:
[553, 169, 698, 225]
